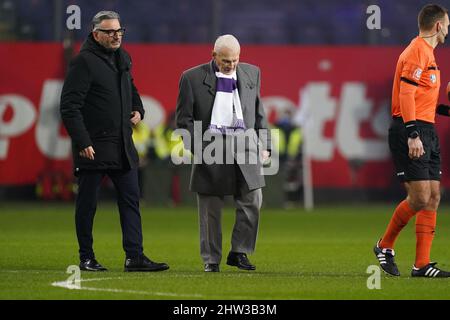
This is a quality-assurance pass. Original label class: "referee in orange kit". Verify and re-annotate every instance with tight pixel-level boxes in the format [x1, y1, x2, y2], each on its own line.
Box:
[374, 4, 450, 277]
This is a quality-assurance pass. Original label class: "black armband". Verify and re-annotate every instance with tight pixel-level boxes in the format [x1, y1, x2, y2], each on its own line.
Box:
[436, 104, 450, 116]
[404, 120, 419, 138]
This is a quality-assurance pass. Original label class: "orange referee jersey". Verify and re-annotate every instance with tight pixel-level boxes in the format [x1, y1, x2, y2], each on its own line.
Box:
[391, 36, 441, 123]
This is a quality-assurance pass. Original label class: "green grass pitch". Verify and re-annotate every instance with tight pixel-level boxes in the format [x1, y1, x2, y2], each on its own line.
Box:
[1, 202, 450, 300]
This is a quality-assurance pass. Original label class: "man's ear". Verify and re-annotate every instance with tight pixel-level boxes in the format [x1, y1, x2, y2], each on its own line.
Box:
[92, 31, 99, 41]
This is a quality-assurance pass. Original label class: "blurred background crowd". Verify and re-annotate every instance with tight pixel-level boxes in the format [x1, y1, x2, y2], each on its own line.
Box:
[1, 0, 449, 208]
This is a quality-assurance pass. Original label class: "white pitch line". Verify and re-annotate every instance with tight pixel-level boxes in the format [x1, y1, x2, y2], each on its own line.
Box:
[51, 277, 204, 298]
[51, 279, 258, 299]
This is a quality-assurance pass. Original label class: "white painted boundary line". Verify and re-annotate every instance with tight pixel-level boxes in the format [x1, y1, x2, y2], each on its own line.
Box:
[51, 277, 204, 298]
[0, 270, 274, 299]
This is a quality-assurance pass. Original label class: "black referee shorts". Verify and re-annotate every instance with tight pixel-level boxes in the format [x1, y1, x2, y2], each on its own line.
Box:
[388, 117, 441, 182]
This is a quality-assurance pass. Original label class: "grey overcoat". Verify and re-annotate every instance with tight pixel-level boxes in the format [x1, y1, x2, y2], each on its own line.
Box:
[176, 61, 271, 195]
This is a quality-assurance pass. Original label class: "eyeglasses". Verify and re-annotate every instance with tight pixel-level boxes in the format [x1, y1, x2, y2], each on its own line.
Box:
[95, 28, 126, 37]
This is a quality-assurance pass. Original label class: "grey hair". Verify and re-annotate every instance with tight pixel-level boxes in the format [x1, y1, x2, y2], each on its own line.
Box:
[92, 11, 120, 30]
[213, 34, 240, 53]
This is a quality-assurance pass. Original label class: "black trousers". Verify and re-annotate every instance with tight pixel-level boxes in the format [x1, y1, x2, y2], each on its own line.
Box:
[75, 168, 143, 260]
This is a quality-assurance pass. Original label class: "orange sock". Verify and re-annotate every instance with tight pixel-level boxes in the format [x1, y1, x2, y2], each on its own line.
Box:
[415, 210, 436, 268]
[379, 200, 416, 249]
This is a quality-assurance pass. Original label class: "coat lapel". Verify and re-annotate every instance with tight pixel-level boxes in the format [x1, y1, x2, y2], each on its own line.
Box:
[203, 62, 217, 96]
[237, 65, 254, 113]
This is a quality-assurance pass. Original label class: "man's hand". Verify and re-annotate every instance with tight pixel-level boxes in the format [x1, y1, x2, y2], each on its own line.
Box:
[79, 146, 95, 160]
[436, 104, 450, 116]
[262, 150, 271, 162]
[130, 111, 141, 126]
[408, 137, 424, 159]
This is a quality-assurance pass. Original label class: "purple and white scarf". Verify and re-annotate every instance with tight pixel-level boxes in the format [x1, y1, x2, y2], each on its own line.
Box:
[208, 71, 246, 134]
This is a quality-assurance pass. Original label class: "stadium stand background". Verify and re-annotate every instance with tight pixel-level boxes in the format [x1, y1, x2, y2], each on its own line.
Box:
[1, 0, 449, 206]
[0, 0, 448, 46]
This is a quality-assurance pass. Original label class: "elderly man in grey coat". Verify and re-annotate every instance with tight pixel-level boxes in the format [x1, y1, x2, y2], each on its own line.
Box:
[176, 34, 271, 272]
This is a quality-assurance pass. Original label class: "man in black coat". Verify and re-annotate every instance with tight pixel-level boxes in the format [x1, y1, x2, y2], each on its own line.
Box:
[60, 11, 169, 272]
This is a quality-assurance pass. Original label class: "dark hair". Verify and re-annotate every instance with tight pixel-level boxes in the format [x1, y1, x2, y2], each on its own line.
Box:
[418, 4, 448, 31]
[92, 11, 120, 30]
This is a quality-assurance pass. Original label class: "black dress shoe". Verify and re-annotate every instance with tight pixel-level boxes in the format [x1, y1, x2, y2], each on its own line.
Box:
[79, 259, 108, 271]
[204, 264, 220, 272]
[226, 252, 256, 271]
[124, 255, 169, 272]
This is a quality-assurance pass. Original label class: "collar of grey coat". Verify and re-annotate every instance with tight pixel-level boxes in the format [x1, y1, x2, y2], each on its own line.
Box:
[203, 60, 255, 112]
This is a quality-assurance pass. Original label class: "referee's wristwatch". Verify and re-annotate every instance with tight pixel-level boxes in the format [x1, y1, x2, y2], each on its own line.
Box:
[408, 130, 419, 139]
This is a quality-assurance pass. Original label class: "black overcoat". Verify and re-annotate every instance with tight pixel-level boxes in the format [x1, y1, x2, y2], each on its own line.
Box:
[60, 34, 144, 174]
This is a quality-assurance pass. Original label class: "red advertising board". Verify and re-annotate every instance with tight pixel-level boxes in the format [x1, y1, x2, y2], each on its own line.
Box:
[1, 43, 450, 187]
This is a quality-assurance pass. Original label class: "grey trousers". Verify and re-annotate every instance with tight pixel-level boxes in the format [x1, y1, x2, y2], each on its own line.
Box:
[197, 188, 262, 264]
